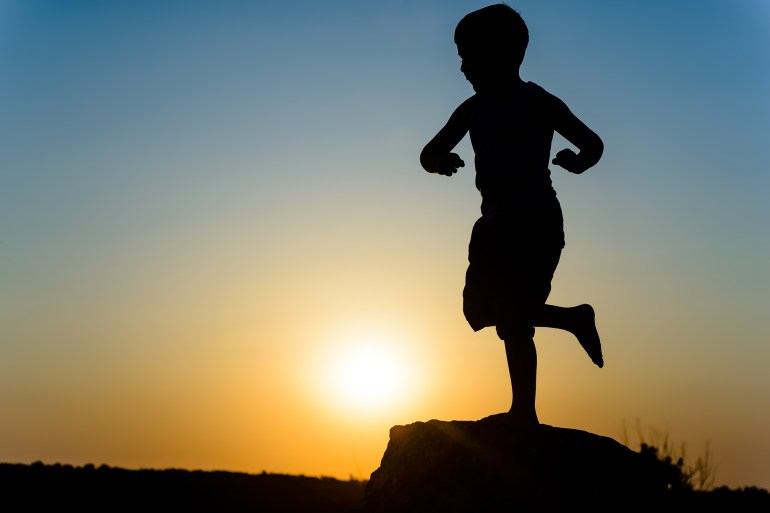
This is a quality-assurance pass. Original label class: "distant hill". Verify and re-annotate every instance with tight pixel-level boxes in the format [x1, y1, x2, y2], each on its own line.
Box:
[0, 462, 366, 512]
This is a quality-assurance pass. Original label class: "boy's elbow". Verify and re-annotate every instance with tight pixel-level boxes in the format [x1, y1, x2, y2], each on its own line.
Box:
[419, 147, 435, 173]
[576, 136, 603, 173]
[589, 134, 604, 165]
[595, 138, 604, 162]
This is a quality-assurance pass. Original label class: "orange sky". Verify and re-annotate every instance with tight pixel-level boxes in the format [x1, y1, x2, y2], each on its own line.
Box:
[1, 0, 768, 490]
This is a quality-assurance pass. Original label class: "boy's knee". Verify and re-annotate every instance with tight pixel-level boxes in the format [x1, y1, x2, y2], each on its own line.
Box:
[496, 322, 534, 341]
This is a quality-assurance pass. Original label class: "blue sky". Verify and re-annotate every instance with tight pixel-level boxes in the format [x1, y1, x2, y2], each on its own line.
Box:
[1, 0, 769, 489]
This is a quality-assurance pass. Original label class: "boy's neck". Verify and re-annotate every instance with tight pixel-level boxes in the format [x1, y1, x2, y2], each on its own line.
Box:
[479, 76, 526, 99]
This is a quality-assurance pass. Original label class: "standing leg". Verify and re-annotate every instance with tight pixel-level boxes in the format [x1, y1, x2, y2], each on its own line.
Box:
[500, 326, 539, 427]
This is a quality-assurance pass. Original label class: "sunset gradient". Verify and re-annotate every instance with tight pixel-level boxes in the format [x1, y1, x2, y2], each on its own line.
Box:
[1, 0, 768, 490]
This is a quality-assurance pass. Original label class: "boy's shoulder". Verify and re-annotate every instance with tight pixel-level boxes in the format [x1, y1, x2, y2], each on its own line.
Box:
[446, 94, 479, 124]
[457, 94, 479, 110]
[458, 82, 559, 113]
[525, 81, 561, 105]
[527, 81, 569, 108]
[521, 82, 570, 120]
[451, 82, 567, 128]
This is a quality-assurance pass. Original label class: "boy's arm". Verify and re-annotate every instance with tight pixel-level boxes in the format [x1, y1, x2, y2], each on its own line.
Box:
[550, 95, 603, 174]
[420, 100, 471, 176]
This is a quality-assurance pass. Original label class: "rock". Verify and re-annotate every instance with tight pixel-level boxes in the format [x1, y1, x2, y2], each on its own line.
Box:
[363, 413, 670, 512]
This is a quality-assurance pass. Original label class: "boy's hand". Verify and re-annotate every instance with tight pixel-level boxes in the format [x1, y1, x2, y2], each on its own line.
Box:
[434, 152, 465, 176]
[552, 148, 588, 174]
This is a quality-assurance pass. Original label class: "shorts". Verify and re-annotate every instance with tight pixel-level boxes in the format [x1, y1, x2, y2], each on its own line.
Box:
[462, 198, 565, 340]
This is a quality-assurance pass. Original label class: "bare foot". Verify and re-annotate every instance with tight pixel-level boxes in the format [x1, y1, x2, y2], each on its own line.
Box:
[573, 304, 604, 368]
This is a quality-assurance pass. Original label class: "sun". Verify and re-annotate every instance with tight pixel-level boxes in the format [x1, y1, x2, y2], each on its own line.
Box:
[322, 332, 413, 415]
[334, 345, 401, 404]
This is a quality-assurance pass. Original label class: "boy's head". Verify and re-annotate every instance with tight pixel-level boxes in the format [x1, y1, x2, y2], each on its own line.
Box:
[454, 4, 528, 91]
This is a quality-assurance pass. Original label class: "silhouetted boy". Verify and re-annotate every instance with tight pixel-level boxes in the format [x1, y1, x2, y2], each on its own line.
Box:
[420, 4, 604, 426]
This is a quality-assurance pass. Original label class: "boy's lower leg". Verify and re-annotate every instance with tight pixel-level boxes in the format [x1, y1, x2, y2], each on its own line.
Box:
[536, 304, 604, 368]
[502, 335, 539, 426]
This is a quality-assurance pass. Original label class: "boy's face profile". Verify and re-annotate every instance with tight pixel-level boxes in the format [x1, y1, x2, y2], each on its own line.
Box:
[457, 42, 516, 94]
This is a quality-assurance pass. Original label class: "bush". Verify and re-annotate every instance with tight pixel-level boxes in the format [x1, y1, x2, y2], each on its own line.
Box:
[622, 419, 717, 491]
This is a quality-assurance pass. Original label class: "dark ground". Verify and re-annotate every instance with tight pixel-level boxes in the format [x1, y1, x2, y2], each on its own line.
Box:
[1, 462, 768, 512]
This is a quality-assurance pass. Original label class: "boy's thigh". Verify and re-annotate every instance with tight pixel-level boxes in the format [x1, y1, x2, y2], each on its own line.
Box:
[464, 213, 562, 334]
[494, 249, 559, 339]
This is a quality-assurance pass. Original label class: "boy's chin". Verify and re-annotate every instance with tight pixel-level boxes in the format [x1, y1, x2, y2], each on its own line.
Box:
[473, 82, 515, 96]
[468, 79, 496, 93]
[472, 84, 495, 95]
[469, 82, 486, 93]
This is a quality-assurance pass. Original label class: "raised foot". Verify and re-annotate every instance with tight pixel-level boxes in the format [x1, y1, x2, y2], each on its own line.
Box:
[573, 304, 604, 368]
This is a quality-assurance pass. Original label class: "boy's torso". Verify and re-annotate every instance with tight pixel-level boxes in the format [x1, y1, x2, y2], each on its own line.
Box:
[467, 82, 557, 215]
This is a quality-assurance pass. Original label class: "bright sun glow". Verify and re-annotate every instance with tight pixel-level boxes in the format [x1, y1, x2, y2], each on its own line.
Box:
[334, 346, 401, 404]
[321, 331, 414, 415]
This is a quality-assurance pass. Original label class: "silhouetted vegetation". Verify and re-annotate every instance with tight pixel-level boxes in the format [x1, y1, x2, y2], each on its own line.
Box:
[623, 419, 717, 491]
[620, 419, 770, 511]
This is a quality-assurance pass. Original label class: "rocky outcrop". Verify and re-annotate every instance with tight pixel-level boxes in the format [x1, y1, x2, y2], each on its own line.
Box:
[364, 413, 670, 512]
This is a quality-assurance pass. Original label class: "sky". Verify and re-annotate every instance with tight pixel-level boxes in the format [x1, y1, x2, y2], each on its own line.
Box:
[1, 0, 768, 491]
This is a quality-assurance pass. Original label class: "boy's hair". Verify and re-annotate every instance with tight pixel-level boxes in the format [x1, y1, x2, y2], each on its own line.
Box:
[454, 4, 528, 66]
